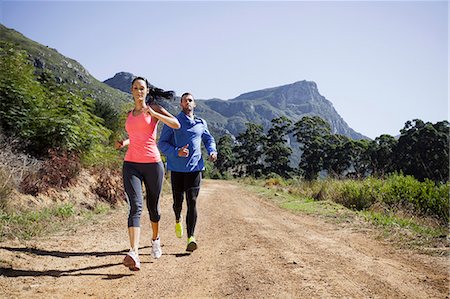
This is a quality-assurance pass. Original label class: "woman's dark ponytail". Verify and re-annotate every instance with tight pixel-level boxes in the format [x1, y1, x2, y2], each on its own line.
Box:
[148, 87, 175, 104]
[131, 76, 175, 104]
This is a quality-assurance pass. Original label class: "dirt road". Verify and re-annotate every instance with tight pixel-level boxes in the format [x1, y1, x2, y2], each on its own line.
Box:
[0, 180, 448, 298]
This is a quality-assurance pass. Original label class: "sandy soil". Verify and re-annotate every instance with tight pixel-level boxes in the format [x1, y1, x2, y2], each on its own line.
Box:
[0, 179, 448, 298]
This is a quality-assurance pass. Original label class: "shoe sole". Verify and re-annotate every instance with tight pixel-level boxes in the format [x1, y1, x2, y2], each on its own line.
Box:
[123, 255, 140, 271]
[186, 241, 197, 252]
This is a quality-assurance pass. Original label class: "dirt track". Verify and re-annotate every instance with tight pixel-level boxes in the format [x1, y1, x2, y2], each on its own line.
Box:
[0, 180, 448, 298]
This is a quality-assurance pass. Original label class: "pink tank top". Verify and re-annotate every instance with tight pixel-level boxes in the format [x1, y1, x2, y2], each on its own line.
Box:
[124, 112, 161, 163]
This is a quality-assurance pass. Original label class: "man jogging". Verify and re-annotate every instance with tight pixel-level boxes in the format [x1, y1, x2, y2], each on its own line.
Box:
[158, 92, 217, 252]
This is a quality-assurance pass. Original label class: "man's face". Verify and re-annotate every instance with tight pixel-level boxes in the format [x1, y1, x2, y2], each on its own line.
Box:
[180, 94, 196, 113]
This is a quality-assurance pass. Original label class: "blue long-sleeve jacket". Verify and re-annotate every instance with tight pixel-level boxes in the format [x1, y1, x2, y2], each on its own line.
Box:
[158, 112, 217, 172]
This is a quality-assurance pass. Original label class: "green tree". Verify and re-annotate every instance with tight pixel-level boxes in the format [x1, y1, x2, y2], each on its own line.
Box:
[345, 139, 371, 178]
[369, 134, 397, 177]
[235, 123, 266, 178]
[293, 116, 331, 180]
[395, 119, 449, 182]
[35, 69, 111, 155]
[0, 43, 45, 140]
[214, 134, 236, 177]
[323, 134, 350, 178]
[264, 116, 293, 178]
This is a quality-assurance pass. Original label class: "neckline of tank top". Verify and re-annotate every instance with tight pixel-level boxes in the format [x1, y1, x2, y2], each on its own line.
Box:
[131, 110, 148, 117]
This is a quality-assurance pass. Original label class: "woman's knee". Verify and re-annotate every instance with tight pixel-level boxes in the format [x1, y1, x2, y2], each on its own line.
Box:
[149, 209, 161, 222]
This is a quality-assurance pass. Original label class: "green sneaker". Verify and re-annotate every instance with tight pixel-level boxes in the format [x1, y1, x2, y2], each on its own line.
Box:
[186, 236, 197, 252]
[175, 220, 183, 238]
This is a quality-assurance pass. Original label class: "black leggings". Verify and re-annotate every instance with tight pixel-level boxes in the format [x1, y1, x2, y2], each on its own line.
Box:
[123, 161, 164, 227]
[171, 171, 202, 238]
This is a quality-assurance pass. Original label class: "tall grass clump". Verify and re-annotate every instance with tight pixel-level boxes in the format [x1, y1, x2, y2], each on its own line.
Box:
[0, 167, 13, 211]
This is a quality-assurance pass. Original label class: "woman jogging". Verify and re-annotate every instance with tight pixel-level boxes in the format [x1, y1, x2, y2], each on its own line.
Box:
[115, 76, 180, 271]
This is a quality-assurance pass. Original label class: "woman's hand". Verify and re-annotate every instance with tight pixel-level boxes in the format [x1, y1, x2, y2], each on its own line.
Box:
[148, 104, 181, 129]
[115, 139, 129, 149]
[143, 106, 156, 117]
[114, 140, 123, 150]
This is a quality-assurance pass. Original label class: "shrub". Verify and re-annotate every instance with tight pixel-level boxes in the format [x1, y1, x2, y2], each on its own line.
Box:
[382, 174, 449, 222]
[91, 167, 124, 206]
[264, 174, 285, 187]
[20, 150, 81, 195]
[336, 180, 378, 211]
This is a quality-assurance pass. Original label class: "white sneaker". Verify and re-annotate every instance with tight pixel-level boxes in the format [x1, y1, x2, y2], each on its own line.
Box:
[152, 238, 162, 259]
[123, 250, 140, 271]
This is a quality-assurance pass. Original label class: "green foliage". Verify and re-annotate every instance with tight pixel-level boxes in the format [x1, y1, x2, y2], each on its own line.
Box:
[264, 116, 293, 178]
[214, 115, 447, 184]
[293, 116, 331, 180]
[380, 174, 449, 222]
[0, 42, 114, 163]
[214, 134, 236, 177]
[257, 174, 448, 223]
[235, 123, 266, 178]
[334, 174, 448, 223]
[336, 177, 381, 210]
[0, 202, 112, 241]
[395, 119, 449, 182]
[0, 203, 74, 240]
[0, 43, 45, 137]
[369, 134, 397, 176]
[323, 134, 350, 178]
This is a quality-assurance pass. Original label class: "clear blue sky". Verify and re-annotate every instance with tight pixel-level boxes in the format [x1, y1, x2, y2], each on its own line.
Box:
[1, 1, 448, 139]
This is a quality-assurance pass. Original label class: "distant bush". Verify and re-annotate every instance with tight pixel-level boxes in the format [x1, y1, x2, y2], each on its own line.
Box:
[20, 150, 81, 195]
[336, 177, 382, 211]
[91, 167, 124, 206]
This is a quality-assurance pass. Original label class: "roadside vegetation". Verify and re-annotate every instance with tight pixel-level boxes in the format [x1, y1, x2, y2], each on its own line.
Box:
[239, 174, 448, 254]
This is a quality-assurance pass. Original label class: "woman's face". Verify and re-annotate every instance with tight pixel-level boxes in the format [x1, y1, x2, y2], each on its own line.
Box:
[131, 79, 148, 105]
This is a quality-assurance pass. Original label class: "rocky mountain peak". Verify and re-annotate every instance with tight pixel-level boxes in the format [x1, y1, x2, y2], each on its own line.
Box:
[103, 72, 135, 93]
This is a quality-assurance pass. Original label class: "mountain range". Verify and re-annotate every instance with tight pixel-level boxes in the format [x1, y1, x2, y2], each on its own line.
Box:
[104, 72, 366, 140]
[1, 23, 366, 149]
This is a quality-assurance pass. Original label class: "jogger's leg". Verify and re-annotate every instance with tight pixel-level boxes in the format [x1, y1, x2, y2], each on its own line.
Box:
[185, 171, 202, 238]
[127, 227, 140, 254]
[186, 186, 200, 237]
[171, 171, 185, 221]
[123, 162, 144, 252]
[142, 162, 164, 240]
